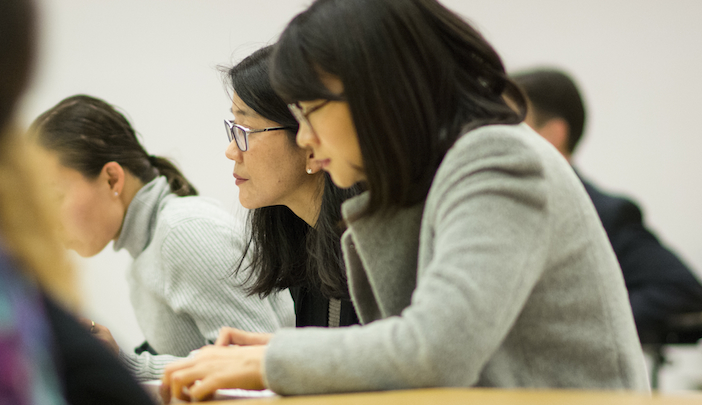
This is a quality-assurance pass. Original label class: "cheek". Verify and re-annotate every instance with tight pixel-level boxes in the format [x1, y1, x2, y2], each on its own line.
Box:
[318, 121, 362, 165]
[242, 144, 309, 206]
[59, 190, 121, 254]
[60, 196, 92, 236]
[60, 196, 103, 245]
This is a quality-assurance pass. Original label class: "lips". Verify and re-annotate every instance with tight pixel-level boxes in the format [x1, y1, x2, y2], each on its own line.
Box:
[233, 173, 248, 186]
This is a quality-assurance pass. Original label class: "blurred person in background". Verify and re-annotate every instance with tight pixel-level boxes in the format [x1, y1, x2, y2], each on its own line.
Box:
[512, 67, 702, 344]
[0, 0, 154, 404]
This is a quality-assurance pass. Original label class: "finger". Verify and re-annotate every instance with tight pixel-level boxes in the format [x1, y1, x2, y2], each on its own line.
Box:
[87, 321, 106, 335]
[163, 358, 201, 402]
[169, 371, 190, 402]
[164, 356, 198, 374]
[76, 317, 92, 329]
[188, 378, 217, 402]
[159, 381, 171, 404]
[77, 317, 99, 333]
[170, 368, 206, 402]
[215, 328, 271, 346]
[214, 327, 238, 346]
[238, 331, 272, 345]
[161, 356, 197, 397]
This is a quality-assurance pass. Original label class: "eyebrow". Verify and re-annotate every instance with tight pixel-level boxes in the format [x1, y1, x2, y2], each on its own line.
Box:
[230, 108, 248, 117]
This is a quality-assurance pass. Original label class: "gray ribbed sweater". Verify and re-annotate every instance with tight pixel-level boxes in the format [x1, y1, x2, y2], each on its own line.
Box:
[114, 177, 294, 381]
[264, 123, 649, 394]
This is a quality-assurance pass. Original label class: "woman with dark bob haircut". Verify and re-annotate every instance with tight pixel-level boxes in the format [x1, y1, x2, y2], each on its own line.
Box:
[223, 45, 360, 327]
[162, 0, 648, 399]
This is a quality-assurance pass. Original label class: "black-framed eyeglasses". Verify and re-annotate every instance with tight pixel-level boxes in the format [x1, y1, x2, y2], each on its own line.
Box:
[224, 120, 291, 152]
[287, 100, 331, 132]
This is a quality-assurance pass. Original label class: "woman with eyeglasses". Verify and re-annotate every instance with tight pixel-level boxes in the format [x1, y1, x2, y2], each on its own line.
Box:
[161, 0, 648, 400]
[30, 94, 295, 382]
[221, 45, 361, 330]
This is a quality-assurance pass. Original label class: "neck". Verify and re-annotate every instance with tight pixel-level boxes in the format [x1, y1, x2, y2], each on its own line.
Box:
[113, 172, 145, 240]
[286, 174, 324, 227]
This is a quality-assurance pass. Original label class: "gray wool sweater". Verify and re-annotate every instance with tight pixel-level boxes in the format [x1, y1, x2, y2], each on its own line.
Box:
[114, 177, 295, 381]
[264, 123, 649, 394]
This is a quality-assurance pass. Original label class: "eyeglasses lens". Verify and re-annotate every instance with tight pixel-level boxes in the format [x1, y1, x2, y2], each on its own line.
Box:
[225, 121, 248, 152]
[233, 126, 247, 151]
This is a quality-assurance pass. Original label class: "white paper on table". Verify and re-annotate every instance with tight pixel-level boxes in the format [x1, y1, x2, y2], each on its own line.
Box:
[213, 388, 277, 399]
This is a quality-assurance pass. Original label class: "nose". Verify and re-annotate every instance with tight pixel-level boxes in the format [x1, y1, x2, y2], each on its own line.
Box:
[296, 125, 317, 149]
[225, 140, 243, 162]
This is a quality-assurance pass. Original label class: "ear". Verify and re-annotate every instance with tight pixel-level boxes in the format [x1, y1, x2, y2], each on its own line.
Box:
[102, 162, 125, 197]
[536, 118, 571, 160]
[304, 148, 323, 175]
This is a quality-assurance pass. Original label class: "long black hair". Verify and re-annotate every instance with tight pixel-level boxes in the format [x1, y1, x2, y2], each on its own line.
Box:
[31, 94, 197, 197]
[271, 0, 527, 218]
[228, 45, 361, 299]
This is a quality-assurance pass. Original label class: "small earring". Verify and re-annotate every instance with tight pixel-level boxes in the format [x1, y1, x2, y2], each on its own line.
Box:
[114, 192, 119, 197]
[306, 168, 313, 175]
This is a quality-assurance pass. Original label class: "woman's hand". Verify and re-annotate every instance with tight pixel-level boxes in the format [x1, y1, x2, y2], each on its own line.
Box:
[160, 345, 267, 403]
[215, 327, 272, 346]
[78, 318, 120, 356]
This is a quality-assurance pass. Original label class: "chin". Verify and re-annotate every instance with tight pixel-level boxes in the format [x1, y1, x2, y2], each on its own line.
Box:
[73, 247, 100, 258]
[328, 172, 359, 189]
[238, 196, 261, 210]
[68, 241, 104, 258]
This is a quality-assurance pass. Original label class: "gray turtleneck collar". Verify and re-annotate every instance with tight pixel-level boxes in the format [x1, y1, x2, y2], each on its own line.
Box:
[113, 176, 173, 258]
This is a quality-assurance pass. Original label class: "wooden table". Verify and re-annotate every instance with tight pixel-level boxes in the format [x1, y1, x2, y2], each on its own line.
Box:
[204, 388, 702, 405]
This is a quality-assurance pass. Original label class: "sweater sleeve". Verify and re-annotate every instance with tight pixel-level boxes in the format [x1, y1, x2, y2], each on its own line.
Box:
[264, 131, 551, 394]
[160, 216, 292, 344]
[118, 349, 184, 382]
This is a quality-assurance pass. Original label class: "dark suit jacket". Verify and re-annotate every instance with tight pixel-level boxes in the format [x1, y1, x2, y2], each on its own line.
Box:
[581, 178, 702, 343]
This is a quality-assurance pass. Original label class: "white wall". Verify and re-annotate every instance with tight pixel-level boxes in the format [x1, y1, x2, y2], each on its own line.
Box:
[443, 0, 702, 279]
[16, 0, 702, 362]
[19, 0, 313, 349]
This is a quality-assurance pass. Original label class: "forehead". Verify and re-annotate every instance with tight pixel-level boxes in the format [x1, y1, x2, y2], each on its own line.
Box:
[230, 91, 253, 116]
[318, 72, 344, 95]
[40, 147, 91, 185]
[229, 91, 284, 130]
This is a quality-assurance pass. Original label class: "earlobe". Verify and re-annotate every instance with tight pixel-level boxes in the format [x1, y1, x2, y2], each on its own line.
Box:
[305, 150, 323, 175]
[103, 162, 125, 197]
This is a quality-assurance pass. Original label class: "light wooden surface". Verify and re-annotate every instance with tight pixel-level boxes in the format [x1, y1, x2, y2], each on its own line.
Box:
[204, 388, 702, 405]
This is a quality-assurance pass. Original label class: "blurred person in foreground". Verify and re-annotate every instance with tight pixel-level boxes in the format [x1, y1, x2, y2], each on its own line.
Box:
[0, 0, 154, 403]
[512, 67, 702, 344]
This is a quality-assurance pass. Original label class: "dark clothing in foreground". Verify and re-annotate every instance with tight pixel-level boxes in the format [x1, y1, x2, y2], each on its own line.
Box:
[44, 297, 155, 405]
